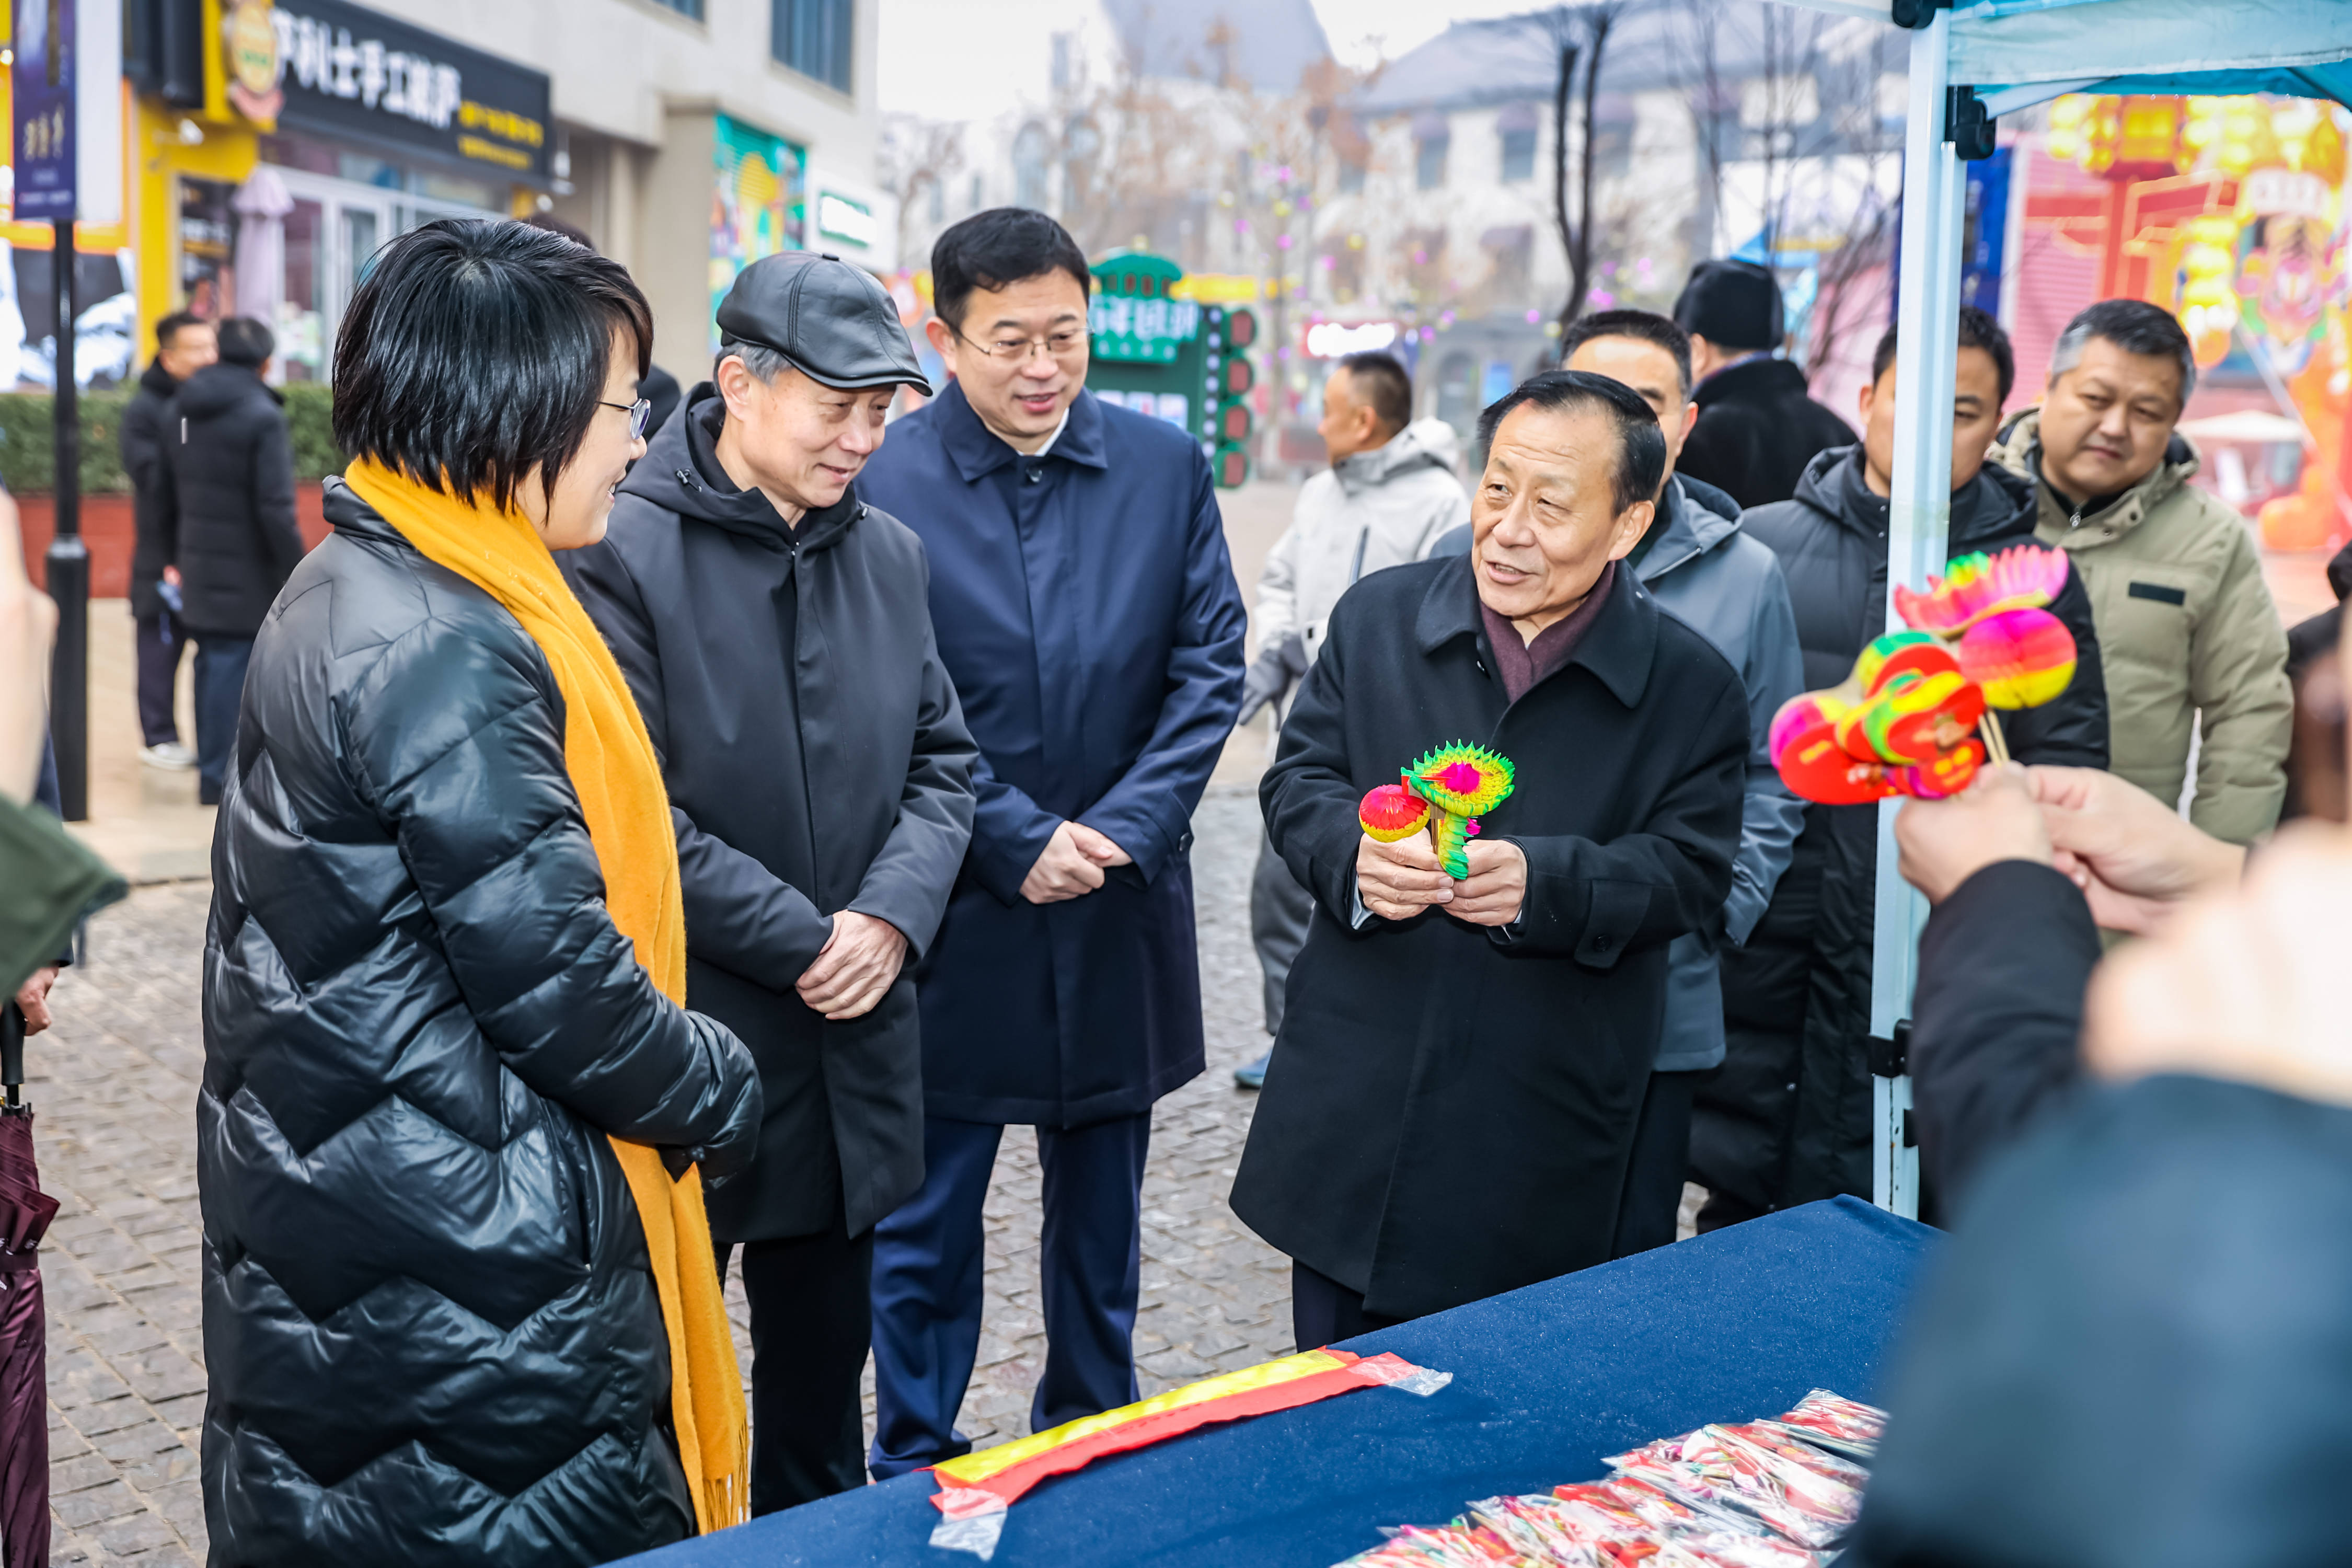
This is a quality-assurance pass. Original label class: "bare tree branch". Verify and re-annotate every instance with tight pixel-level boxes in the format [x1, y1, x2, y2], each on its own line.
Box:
[1547, 3, 1630, 332]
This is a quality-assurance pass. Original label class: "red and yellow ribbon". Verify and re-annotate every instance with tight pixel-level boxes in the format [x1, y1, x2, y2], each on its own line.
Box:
[931, 1348, 1433, 1516]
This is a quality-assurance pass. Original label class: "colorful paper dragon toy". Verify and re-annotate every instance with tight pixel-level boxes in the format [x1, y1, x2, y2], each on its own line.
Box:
[1357, 742, 1516, 879]
[1769, 543, 2078, 804]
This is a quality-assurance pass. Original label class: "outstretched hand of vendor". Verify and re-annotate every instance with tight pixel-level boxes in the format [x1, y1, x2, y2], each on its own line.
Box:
[1893, 764, 2053, 904]
[2086, 823, 2352, 1112]
[797, 910, 909, 1020]
[2027, 764, 2245, 934]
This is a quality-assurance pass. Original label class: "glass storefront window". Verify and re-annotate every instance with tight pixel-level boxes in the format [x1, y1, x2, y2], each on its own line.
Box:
[416, 170, 499, 210]
[260, 132, 495, 208]
[280, 198, 327, 383]
[180, 178, 237, 320]
[174, 155, 492, 385]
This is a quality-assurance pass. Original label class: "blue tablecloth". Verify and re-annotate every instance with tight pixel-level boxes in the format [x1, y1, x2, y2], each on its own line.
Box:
[631, 1196, 1935, 1567]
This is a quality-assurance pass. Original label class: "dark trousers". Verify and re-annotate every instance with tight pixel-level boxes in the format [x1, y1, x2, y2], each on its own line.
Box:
[134, 606, 187, 747]
[191, 633, 255, 803]
[868, 1111, 1151, 1479]
[716, 1212, 875, 1513]
[1250, 830, 1315, 1036]
[1611, 1068, 1702, 1259]
[1290, 1260, 1405, 1352]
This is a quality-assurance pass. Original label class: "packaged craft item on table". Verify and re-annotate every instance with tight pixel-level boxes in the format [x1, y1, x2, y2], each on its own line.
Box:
[1604, 1475, 1775, 1538]
[1605, 1427, 1862, 1549]
[1652, 1535, 1823, 1568]
[1762, 1389, 1886, 1462]
[1342, 1390, 1874, 1568]
[1711, 1423, 1871, 1493]
[1469, 1491, 1636, 1564]
[1334, 1520, 1537, 1568]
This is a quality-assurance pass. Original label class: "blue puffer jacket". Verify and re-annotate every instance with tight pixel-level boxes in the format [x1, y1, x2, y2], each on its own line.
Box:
[199, 480, 761, 1565]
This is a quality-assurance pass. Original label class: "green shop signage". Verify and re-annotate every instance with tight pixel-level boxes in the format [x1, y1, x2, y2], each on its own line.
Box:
[1088, 252, 1198, 365]
[1085, 251, 1257, 489]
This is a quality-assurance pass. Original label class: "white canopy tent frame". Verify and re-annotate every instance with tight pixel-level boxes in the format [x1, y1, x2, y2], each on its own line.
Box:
[1759, 0, 2352, 1217]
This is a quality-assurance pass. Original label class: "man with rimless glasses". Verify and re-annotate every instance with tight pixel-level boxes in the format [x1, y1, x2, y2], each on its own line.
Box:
[857, 209, 1247, 1478]
[562, 250, 979, 1511]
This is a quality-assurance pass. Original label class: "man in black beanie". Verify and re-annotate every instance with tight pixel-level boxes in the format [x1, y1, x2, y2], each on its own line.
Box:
[1671, 258, 1855, 509]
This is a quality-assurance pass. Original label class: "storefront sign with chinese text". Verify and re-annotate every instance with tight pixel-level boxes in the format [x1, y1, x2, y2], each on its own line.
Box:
[232, 0, 551, 182]
[1088, 295, 1203, 365]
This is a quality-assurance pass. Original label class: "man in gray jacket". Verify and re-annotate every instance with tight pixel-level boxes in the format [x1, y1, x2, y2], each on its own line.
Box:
[1235, 352, 1470, 1087]
[1443, 310, 1805, 1251]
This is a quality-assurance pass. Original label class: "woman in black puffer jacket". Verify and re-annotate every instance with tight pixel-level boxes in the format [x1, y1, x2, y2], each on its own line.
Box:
[198, 221, 760, 1564]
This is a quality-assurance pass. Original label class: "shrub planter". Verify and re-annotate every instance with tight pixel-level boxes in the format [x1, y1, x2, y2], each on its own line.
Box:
[18, 483, 330, 596]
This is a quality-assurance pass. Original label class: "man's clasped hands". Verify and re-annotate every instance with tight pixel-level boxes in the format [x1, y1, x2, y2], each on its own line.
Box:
[1357, 832, 1527, 927]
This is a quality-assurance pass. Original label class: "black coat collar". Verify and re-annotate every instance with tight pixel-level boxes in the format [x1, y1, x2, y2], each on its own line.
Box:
[1413, 550, 1656, 709]
[936, 378, 1109, 481]
[1692, 354, 1809, 409]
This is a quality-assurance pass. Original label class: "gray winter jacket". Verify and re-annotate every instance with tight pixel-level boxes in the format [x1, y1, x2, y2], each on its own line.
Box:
[1257, 419, 1470, 668]
[1437, 472, 1803, 1070]
[1637, 475, 1806, 1070]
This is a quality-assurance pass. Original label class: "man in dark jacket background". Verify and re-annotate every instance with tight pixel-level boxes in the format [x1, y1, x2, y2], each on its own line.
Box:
[856, 210, 1246, 1478]
[1671, 259, 1856, 509]
[1233, 370, 1746, 1343]
[564, 253, 976, 1511]
[121, 310, 214, 773]
[1697, 307, 2110, 1229]
[162, 316, 302, 805]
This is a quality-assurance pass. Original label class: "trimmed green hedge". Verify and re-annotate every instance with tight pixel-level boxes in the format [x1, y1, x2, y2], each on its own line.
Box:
[0, 383, 344, 494]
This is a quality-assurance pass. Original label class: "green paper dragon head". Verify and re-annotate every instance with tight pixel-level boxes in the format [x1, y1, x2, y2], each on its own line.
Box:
[1406, 743, 1516, 817]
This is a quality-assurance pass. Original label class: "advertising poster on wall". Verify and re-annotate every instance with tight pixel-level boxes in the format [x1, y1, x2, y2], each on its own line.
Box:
[710, 114, 804, 352]
[13, 0, 77, 221]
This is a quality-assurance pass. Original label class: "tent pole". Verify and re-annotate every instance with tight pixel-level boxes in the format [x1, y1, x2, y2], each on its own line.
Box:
[1871, 9, 1963, 1221]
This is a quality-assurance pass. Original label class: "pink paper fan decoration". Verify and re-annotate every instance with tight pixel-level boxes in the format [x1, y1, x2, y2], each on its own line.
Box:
[1957, 607, 2078, 709]
[1894, 544, 2071, 636]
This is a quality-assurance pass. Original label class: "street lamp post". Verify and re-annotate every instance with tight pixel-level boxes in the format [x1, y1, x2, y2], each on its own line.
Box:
[47, 217, 87, 821]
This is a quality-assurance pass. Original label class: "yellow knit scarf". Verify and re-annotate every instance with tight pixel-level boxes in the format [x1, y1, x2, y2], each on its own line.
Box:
[345, 459, 748, 1535]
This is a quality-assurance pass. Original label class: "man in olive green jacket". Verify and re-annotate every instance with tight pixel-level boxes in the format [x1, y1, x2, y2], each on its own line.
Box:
[1992, 300, 2290, 846]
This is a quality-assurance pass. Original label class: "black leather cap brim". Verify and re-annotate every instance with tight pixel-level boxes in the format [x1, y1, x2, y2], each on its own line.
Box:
[730, 338, 933, 398]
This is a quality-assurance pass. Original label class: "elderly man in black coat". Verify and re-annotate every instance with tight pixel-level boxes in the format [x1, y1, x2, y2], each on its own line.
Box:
[1232, 370, 1748, 1342]
[563, 253, 977, 1511]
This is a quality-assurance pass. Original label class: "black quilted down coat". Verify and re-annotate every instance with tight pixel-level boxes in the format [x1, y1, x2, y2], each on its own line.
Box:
[198, 479, 762, 1565]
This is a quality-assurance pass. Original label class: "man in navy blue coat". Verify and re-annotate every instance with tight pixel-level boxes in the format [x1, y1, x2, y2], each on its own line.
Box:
[857, 210, 1247, 1477]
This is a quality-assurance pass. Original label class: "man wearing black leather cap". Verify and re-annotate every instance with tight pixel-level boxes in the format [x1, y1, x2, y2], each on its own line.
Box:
[562, 252, 978, 1510]
[1672, 258, 1855, 509]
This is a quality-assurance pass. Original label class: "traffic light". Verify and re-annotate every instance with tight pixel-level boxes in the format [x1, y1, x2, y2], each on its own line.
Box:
[1202, 306, 1257, 489]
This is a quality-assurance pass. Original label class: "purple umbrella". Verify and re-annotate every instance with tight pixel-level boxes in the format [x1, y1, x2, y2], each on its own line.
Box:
[0, 1001, 56, 1568]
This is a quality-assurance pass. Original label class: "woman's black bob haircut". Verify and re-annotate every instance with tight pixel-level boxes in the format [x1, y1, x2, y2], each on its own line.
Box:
[331, 217, 653, 513]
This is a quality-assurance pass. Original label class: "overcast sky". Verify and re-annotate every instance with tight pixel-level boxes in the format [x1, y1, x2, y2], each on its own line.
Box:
[875, 0, 1535, 120]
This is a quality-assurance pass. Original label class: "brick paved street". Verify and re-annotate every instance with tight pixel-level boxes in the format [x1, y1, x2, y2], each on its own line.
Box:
[29, 785, 1288, 1564]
